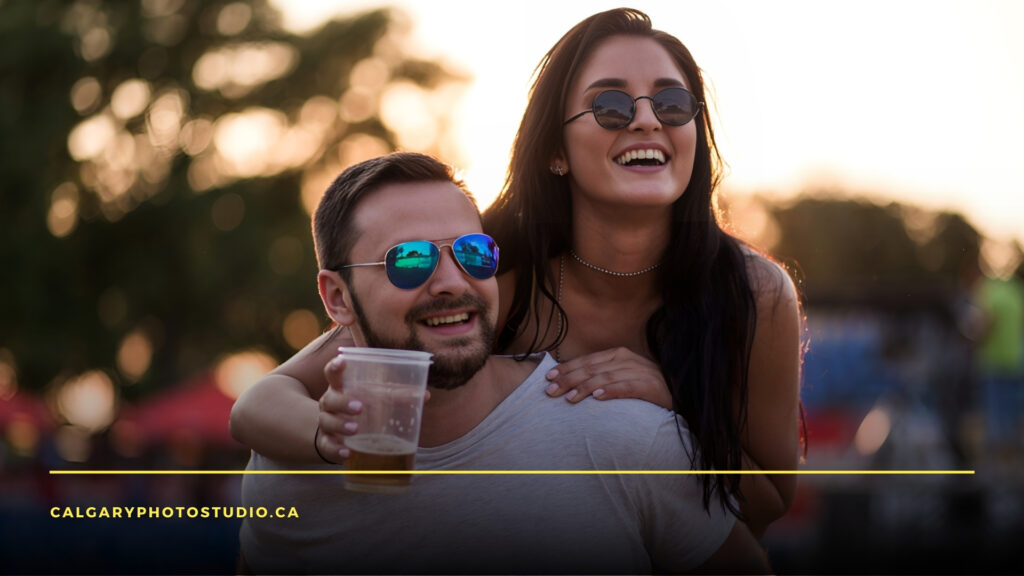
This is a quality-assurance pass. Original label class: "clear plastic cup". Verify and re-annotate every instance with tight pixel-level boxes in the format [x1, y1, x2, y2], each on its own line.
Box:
[338, 347, 433, 493]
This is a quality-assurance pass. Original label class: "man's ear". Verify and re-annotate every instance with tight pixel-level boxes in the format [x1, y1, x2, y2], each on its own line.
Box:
[317, 270, 356, 328]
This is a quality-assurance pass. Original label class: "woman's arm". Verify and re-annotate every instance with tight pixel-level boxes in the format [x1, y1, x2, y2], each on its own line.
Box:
[229, 329, 352, 461]
[738, 255, 803, 538]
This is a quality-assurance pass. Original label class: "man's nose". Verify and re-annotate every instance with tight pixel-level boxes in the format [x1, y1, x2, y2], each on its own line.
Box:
[426, 248, 469, 296]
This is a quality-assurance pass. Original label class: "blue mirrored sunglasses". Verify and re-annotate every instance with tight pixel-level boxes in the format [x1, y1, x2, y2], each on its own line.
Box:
[337, 233, 500, 290]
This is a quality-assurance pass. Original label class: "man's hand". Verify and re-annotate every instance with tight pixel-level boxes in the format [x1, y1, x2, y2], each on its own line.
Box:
[315, 355, 364, 463]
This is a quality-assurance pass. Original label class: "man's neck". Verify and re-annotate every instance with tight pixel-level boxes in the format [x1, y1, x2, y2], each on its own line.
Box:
[418, 355, 538, 447]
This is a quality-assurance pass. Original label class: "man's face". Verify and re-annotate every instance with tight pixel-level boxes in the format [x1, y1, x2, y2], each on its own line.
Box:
[342, 181, 498, 389]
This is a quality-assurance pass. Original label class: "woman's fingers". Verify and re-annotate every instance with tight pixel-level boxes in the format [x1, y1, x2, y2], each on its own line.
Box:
[545, 348, 673, 409]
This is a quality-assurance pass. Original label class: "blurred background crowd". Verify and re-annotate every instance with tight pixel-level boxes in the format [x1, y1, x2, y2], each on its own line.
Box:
[1, 0, 1021, 573]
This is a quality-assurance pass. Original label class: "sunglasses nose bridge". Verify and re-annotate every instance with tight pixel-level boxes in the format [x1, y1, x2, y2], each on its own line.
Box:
[425, 245, 472, 292]
[627, 94, 661, 127]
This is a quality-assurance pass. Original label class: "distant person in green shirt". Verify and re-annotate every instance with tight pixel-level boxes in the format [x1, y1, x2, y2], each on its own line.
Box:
[974, 271, 1024, 449]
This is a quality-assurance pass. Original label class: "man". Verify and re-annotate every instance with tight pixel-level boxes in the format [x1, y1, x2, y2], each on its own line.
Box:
[238, 152, 768, 574]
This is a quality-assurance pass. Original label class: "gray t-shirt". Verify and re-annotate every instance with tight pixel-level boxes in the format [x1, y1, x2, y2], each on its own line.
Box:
[240, 353, 734, 574]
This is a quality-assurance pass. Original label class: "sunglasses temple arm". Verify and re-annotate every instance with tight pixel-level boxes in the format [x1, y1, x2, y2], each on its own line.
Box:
[338, 261, 386, 269]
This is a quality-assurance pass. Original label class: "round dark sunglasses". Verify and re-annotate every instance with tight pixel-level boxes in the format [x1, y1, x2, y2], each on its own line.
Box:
[563, 87, 703, 130]
[337, 233, 500, 290]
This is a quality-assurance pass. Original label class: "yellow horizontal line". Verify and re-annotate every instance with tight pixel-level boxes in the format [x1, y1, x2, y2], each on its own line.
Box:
[50, 469, 976, 475]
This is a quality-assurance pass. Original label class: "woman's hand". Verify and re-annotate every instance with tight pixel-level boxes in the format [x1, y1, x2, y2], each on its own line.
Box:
[544, 347, 673, 410]
[314, 355, 363, 463]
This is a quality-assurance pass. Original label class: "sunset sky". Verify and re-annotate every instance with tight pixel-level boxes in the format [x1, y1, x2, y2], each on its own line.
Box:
[273, 0, 1024, 246]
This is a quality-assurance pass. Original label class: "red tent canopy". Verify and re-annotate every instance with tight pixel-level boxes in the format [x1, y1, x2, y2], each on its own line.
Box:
[0, 392, 52, 429]
[118, 373, 241, 447]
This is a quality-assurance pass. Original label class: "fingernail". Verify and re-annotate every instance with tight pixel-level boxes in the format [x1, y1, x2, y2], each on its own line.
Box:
[593, 389, 605, 399]
[343, 422, 358, 433]
[545, 369, 559, 380]
[566, 390, 578, 401]
[331, 356, 344, 368]
[348, 400, 362, 411]
[545, 383, 559, 396]
[337, 448, 350, 459]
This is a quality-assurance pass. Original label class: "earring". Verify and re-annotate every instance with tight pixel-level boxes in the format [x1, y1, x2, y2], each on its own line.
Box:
[550, 164, 565, 176]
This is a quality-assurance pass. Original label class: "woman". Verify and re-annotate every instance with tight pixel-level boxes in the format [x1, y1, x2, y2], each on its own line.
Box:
[230, 8, 804, 539]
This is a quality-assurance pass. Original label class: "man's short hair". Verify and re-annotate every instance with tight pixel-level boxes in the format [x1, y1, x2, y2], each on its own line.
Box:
[313, 152, 475, 276]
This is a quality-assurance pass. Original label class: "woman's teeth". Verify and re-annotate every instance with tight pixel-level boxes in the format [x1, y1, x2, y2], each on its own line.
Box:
[614, 149, 666, 166]
[424, 313, 470, 327]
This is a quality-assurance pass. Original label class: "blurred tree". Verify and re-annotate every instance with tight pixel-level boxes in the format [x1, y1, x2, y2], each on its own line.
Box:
[764, 196, 982, 300]
[0, 0, 466, 398]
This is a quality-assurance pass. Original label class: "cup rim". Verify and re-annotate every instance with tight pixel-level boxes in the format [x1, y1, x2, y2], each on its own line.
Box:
[338, 346, 434, 365]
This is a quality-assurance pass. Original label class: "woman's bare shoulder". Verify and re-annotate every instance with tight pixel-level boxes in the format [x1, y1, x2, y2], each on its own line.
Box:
[741, 247, 799, 309]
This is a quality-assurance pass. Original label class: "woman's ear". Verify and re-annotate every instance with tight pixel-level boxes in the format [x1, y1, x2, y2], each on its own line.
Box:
[317, 270, 356, 328]
[549, 151, 569, 176]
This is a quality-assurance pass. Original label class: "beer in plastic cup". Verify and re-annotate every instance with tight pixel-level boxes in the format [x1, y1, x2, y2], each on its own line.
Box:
[338, 347, 432, 493]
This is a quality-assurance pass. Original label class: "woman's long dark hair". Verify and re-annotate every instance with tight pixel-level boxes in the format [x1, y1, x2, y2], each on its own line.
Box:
[483, 7, 758, 516]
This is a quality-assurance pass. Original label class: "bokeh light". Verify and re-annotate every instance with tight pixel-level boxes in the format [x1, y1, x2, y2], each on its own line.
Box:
[336, 133, 390, 170]
[192, 42, 298, 98]
[350, 57, 390, 92]
[146, 89, 186, 151]
[854, 406, 892, 457]
[282, 309, 322, 351]
[339, 86, 376, 123]
[212, 107, 286, 177]
[211, 191, 246, 231]
[980, 237, 1023, 280]
[54, 424, 92, 463]
[80, 26, 112, 61]
[6, 416, 40, 457]
[179, 117, 214, 156]
[47, 182, 80, 238]
[110, 79, 152, 120]
[117, 329, 154, 383]
[214, 350, 277, 400]
[216, 2, 252, 36]
[0, 348, 17, 400]
[70, 76, 102, 115]
[67, 112, 117, 161]
[55, 370, 118, 434]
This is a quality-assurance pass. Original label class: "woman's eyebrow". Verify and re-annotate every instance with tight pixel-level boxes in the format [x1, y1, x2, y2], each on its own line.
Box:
[653, 77, 686, 89]
[582, 77, 686, 92]
[583, 78, 627, 91]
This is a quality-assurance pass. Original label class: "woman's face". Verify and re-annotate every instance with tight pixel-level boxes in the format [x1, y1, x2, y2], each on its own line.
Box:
[561, 35, 698, 210]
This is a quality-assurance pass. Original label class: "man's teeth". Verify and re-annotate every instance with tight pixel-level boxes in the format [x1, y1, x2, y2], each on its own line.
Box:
[614, 149, 666, 165]
[424, 313, 470, 327]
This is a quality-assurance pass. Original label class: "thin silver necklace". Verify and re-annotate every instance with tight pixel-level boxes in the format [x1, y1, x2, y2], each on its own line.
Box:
[555, 251, 660, 362]
[569, 249, 661, 277]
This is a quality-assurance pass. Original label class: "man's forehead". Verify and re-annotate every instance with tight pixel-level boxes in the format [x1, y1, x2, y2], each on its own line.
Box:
[351, 181, 482, 253]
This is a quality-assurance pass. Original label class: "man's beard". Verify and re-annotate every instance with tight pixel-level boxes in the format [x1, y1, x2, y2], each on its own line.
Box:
[348, 290, 494, 390]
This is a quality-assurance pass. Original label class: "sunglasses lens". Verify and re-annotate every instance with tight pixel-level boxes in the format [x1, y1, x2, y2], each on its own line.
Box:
[591, 90, 635, 129]
[386, 241, 439, 289]
[452, 234, 499, 280]
[652, 87, 699, 126]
